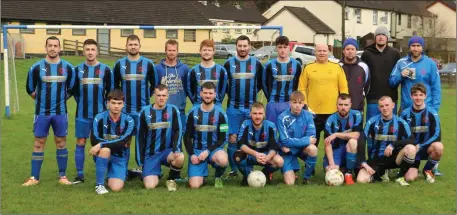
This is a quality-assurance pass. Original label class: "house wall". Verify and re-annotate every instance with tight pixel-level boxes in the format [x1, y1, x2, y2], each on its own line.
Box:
[209, 20, 261, 42]
[427, 2, 456, 38]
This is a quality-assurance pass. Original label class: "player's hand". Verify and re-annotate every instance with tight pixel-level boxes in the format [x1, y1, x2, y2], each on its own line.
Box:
[30, 92, 36, 99]
[384, 145, 393, 157]
[401, 69, 410, 78]
[362, 163, 376, 175]
[255, 152, 267, 164]
[310, 136, 317, 145]
[190, 155, 200, 165]
[324, 134, 336, 146]
[281, 146, 290, 153]
[89, 144, 101, 156]
[198, 150, 209, 161]
[327, 164, 339, 171]
[415, 144, 420, 152]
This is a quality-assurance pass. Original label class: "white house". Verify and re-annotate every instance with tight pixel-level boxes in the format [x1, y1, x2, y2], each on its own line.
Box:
[425, 0, 456, 38]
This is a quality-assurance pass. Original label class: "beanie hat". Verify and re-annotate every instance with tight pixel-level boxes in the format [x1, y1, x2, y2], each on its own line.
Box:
[374, 26, 389, 38]
[408, 36, 425, 47]
[343, 38, 358, 49]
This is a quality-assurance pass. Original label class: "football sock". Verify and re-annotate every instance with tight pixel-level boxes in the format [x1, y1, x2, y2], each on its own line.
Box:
[398, 156, 415, 177]
[75, 144, 85, 178]
[31, 152, 44, 180]
[227, 144, 238, 172]
[215, 166, 226, 178]
[95, 157, 109, 186]
[303, 155, 317, 179]
[346, 152, 357, 173]
[423, 157, 439, 171]
[56, 148, 68, 177]
[167, 165, 182, 180]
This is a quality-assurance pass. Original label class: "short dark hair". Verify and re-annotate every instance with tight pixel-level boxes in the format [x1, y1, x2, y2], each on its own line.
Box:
[107, 89, 124, 101]
[126, 34, 140, 44]
[250, 102, 265, 111]
[337, 93, 351, 101]
[165, 39, 179, 51]
[410, 83, 427, 95]
[236, 35, 250, 45]
[201, 81, 216, 91]
[155, 84, 168, 91]
[46, 36, 60, 47]
[275, 36, 289, 46]
[83, 39, 98, 47]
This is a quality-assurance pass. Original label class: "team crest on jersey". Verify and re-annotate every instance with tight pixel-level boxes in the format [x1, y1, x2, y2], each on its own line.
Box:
[139, 67, 144, 72]
[422, 115, 428, 123]
[248, 65, 253, 71]
[210, 116, 216, 124]
[259, 132, 266, 141]
[212, 71, 217, 77]
[357, 76, 362, 84]
[389, 125, 396, 133]
[95, 69, 101, 75]
[421, 69, 426, 75]
[163, 112, 169, 120]
[59, 68, 66, 75]
[117, 127, 124, 134]
[288, 67, 293, 74]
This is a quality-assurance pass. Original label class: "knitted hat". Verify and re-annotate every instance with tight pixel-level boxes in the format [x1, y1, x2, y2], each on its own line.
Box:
[374, 26, 389, 38]
[343, 38, 358, 49]
[408, 36, 425, 47]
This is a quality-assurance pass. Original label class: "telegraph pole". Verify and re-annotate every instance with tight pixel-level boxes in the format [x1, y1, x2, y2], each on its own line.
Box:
[342, 0, 346, 42]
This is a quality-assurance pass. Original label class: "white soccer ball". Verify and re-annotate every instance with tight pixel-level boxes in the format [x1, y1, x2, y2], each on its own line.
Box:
[325, 168, 344, 186]
[247, 170, 266, 188]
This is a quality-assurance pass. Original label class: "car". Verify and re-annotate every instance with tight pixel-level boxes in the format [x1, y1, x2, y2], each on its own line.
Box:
[431, 57, 443, 70]
[250, 46, 276, 60]
[291, 45, 339, 65]
[439, 63, 456, 76]
[356, 51, 364, 58]
[215, 44, 237, 59]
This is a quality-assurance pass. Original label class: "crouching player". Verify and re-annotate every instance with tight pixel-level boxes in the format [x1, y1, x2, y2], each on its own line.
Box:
[277, 91, 318, 185]
[401, 83, 443, 183]
[357, 96, 416, 186]
[323, 93, 362, 185]
[184, 82, 229, 188]
[234, 102, 284, 186]
[136, 84, 184, 191]
[89, 89, 135, 194]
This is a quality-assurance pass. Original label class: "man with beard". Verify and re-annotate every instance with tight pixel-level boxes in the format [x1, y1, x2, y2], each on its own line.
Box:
[72, 39, 113, 184]
[338, 38, 369, 172]
[323, 94, 363, 185]
[113, 34, 158, 178]
[223, 35, 264, 177]
[186, 39, 227, 106]
[23, 36, 76, 186]
[185, 82, 229, 188]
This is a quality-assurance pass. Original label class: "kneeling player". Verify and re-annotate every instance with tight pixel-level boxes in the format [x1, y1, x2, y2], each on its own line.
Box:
[401, 84, 443, 183]
[357, 96, 416, 186]
[234, 102, 284, 186]
[89, 90, 135, 194]
[136, 84, 184, 191]
[323, 94, 362, 185]
[277, 91, 317, 185]
[185, 82, 229, 188]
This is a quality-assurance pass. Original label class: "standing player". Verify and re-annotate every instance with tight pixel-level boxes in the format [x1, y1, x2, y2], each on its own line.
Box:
[401, 84, 443, 183]
[357, 96, 416, 186]
[90, 89, 135, 194]
[72, 39, 113, 184]
[277, 91, 318, 185]
[185, 82, 229, 188]
[186, 39, 227, 106]
[23, 36, 75, 186]
[224, 35, 264, 177]
[234, 102, 283, 186]
[323, 94, 363, 185]
[262, 36, 302, 124]
[113, 34, 157, 176]
[298, 44, 348, 148]
[136, 84, 184, 191]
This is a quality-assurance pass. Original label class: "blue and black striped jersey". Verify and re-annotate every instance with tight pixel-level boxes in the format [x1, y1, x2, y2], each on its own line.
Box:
[262, 58, 302, 103]
[237, 119, 278, 152]
[324, 109, 363, 148]
[186, 64, 227, 105]
[400, 106, 441, 148]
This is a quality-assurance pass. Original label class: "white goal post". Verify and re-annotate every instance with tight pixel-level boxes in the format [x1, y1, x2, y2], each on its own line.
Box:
[2, 25, 283, 118]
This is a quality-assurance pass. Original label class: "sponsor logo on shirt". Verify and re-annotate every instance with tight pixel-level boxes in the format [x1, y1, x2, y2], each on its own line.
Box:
[148, 122, 170, 130]
[273, 75, 294, 81]
[195, 124, 217, 132]
[81, 78, 102, 84]
[373, 134, 397, 141]
[248, 140, 268, 148]
[412, 126, 429, 133]
[123, 74, 145, 81]
[232, 73, 255, 79]
[103, 134, 120, 140]
[42, 76, 67, 83]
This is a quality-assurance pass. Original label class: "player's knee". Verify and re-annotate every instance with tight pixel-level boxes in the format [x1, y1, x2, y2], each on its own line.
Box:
[173, 154, 185, 167]
[217, 156, 228, 167]
[404, 170, 418, 182]
[109, 182, 124, 192]
[188, 180, 202, 189]
[347, 139, 358, 152]
[143, 178, 159, 189]
[273, 155, 284, 168]
[33, 139, 46, 151]
[98, 148, 111, 157]
[356, 173, 371, 184]
[432, 142, 444, 156]
[233, 151, 247, 165]
[54, 137, 66, 149]
[306, 144, 318, 157]
[76, 138, 86, 146]
[404, 144, 416, 155]
[284, 177, 295, 185]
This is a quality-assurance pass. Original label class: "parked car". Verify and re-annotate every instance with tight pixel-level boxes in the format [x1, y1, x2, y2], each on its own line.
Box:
[439, 63, 456, 75]
[431, 57, 443, 70]
[356, 51, 364, 58]
[215, 44, 237, 59]
[291, 45, 339, 65]
[250, 46, 277, 60]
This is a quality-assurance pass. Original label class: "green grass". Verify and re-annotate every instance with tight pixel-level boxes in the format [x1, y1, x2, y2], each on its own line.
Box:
[1, 56, 456, 214]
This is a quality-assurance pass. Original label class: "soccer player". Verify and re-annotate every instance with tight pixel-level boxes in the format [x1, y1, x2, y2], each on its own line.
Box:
[233, 102, 283, 186]
[298, 44, 349, 148]
[389, 36, 441, 112]
[72, 39, 113, 184]
[185, 82, 229, 188]
[224, 35, 264, 177]
[186, 39, 227, 106]
[323, 94, 363, 185]
[277, 91, 317, 185]
[90, 89, 135, 194]
[401, 84, 443, 183]
[135, 84, 184, 191]
[262, 36, 302, 124]
[357, 96, 416, 186]
[23, 36, 75, 186]
[113, 34, 157, 176]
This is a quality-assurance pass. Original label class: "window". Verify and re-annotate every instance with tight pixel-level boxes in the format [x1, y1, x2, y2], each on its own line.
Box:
[345, 8, 349, 20]
[46, 23, 61, 35]
[398, 14, 402, 25]
[373, 10, 378, 25]
[246, 25, 252, 34]
[381, 12, 388, 24]
[407, 15, 412, 28]
[429, 19, 433, 28]
[420, 17, 424, 29]
[184, 29, 196, 42]
[166, 29, 178, 39]
[144, 29, 156, 38]
[212, 21, 217, 32]
[121, 29, 134, 37]
[295, 47, 314, 56]
[235, 24, 242, 34]
[20, 22, 35, 34]
[355, 9, 362, 23]
[72, 29, 86, 36]
[222, 23, 229, 33]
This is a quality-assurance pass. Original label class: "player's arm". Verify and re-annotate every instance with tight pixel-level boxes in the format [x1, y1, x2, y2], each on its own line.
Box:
[430, 63, 441, 111]
[64, 65, 76, 100]
[362, 64, 371, 97]
[238, 123, 260, 156]
[292, 63, 302, 91]
[103, 66, 114, 99]
[181, 65, 190, 98]
[90, 115, 106, 146]
[337, 65, 349, 94]
[72, 67, 81, 101]
[184, 112, 196, 156]
[218, 66, 228, 102]
[208, 112, 229, 151]
[113, 61, 121, 89]
[419, 111, 441, 149]
[262, 63, 272, 100]
[389, 61, 403, 88]
[364, 119, 376, 159]
[255, 61, 264, 93]
[186, 68, 197, 104]
[26, 65, 40, 98]
[297, 65, 309, 104]
[147, 61, 157, 96]
[391, 120, 415, 148]
[99, 116, 134, 150]
[265, 126, 278, 160]
[171, 108, 183, 153]
[135, 110, 147, 166]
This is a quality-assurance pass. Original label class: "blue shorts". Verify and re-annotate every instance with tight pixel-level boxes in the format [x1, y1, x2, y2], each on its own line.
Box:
[281, 149, 308, 173]
[75, 118, 93, 138]
[266, 102, 290, 125]
[323, 145, 347, 169]
[415, 144, 431, 161]
[226, 107, 250, 135]
[33, 114, 68, 138]
[188, 148, 224, 177]
[107, 154, 127, 181]
[142, 148, 173, 177]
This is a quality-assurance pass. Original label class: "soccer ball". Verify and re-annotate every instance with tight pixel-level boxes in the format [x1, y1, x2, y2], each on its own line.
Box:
[325, 169, 344, 186]
[247, 170, 266, 188]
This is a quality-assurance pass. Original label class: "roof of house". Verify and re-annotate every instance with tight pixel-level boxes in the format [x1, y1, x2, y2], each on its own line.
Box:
[1, 0, 213, 25]
[193, 1, 266, 23]
[336, 1, 436, 17]
[427, 0, 456, 11]
[263, 6, 335, 34]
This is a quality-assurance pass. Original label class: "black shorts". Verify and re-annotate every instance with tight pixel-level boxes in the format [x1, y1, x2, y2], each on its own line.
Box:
[367, 148, 401, 181]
